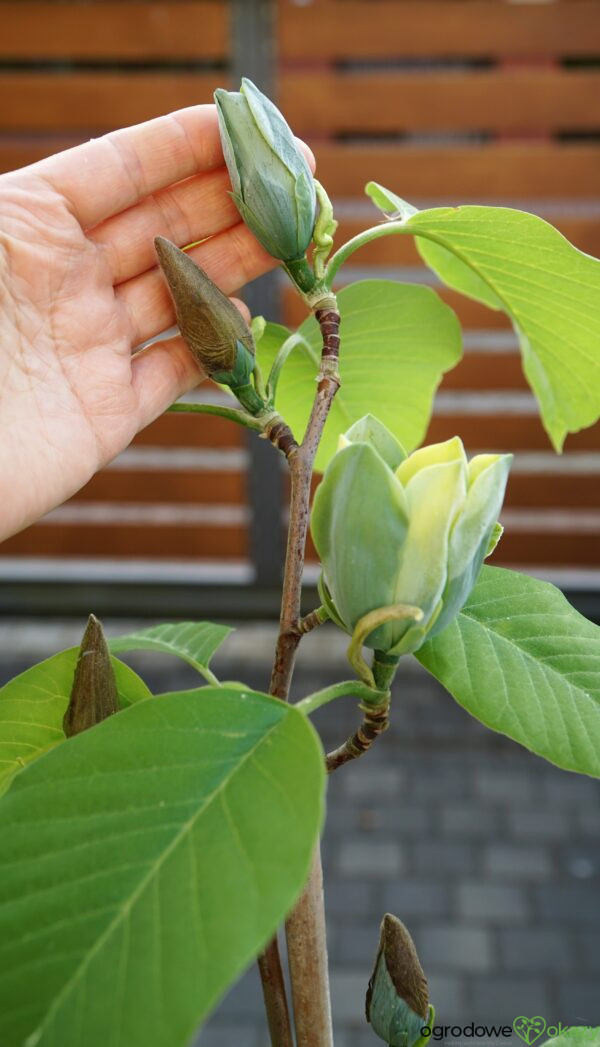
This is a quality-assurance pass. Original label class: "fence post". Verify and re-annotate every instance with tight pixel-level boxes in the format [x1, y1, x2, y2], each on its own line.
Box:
[230, 0, 284, 589]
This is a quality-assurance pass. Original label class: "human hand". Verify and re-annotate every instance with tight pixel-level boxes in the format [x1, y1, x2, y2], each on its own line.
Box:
[0, 106, 285, 541]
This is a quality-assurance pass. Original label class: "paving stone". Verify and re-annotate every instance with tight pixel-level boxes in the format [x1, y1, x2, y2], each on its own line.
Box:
[342, 764, 403, 799]
[382, 881, 452, 919]
[415, 924, 493, 972]
[474, 769, 535, 803]
[195, 1024, 258, 1047]
[413, 841, 476, 876]
[334, 923, 379, 966]
[536, 884, 600, 926]
[561, 843, 600, 881]
[579, 810, 600, 836]
[508, 809, 569, 841]
[336, 840, 405, 878]
[575, 931, 600, 973]
[322, 878, 374, 917]
[466, 975, 550, 1024]
[379, 804, 434, 838]
[484, 844, 552, 880]
[498, 928, 574, 972]
[442, 805, 502, 839]
[425, 973, 466, 1022]
[457, 882, 530, 924]
[556, 980, 600, 1024]
[541, 774, 600, 804]
[210, 966, 265, 1018]
[330, 969, 370, 1025]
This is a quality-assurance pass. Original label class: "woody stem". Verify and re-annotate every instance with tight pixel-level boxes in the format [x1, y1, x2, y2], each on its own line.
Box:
[257, 301, 340, 1047]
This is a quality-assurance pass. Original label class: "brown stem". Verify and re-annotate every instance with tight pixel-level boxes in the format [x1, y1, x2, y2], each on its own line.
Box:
[285, 847, 333, 1046]
[298, 606, 328, 635]
[325, 651, 397, 774]
[257, 939, 294, 1047]
[325, 697, 390, 773]
[262, 304, 340, 1047]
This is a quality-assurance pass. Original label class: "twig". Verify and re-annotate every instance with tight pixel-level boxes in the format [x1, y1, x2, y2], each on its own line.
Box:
[257, 939, 294, 1047]
[325, 651, 398, 774]
[265, 299, 340, 1047]
[325, 696, 390, 773]
[297, 605, 328, 636]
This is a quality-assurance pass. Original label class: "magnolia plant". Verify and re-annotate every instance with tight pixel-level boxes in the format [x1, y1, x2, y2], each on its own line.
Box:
[0, 79, 599, 1047]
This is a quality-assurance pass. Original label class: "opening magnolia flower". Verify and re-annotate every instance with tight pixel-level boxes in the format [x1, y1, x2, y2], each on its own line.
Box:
[311, 415, 512, 656]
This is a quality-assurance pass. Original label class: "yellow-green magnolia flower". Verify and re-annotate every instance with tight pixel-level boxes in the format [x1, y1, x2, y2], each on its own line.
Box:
[214, 79, 317, 273]
[311, 416, 512, 656]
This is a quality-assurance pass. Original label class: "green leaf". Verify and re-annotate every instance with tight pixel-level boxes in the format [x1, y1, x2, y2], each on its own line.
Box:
[407, 206, 600, 450]
[0, 649, 151, 796]
[0, 686, 324, 1047]
[417, 566, 600, 777]
[365, 180, 419, 221]
[256, 280, 462, 471]
[109, 621, 232, 684]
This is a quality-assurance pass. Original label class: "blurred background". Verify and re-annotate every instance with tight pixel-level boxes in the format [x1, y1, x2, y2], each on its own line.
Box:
[0, 0, 599, 1043]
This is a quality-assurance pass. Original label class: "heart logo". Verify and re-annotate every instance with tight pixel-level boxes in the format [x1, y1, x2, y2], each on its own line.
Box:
[513, 1017, 547, 1045]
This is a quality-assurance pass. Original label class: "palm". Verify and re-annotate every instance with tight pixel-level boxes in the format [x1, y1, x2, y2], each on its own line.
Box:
[0, 106, 273, 540]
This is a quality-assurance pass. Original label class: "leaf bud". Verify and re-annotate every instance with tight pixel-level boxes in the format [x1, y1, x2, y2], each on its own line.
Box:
[366, 914, 430, 1047]
[154, 237, 265, 414]
[63, 614, 118, 737]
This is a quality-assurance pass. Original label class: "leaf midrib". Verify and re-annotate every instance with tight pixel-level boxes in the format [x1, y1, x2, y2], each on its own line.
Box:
[458, 605, 600, 707]
[25, 702, 291, 1047]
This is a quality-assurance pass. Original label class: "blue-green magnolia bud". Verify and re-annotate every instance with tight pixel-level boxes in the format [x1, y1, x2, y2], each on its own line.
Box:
[366, 914, 430, 1047]
[311, 415, 512, 656]
[214, 78, 317, 268]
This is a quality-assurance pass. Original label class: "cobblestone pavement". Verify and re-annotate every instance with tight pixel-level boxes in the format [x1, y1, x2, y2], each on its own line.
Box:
[198, 657, 600, 1047]
[1, 627, 598, 1047]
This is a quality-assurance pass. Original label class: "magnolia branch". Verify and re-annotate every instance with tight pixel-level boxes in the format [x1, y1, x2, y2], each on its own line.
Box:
[260, 299, 340, 1047]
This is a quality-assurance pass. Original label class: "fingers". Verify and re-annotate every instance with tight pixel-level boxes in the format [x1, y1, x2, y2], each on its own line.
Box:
[91, 136, 316, 287]
[119, 221, 275, 347]
[33, 105, 223, 230]
[131, 334, 205, 431]
[131, 294, 250, 430]
[90, 166, 239, 285]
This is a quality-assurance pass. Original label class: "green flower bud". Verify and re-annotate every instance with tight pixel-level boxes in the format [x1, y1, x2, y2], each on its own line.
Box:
[311, 416, 512, 656]
[366, 914, 431, 1047]
[154, 237, 265, 414]
[214, 78, 317, 274]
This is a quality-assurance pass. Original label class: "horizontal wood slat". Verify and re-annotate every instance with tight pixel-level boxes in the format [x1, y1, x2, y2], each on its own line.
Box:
[132, 413, 244, 448]
[313, 143, 600, 199]
[1, 140, 598, 203]
[0, 73, 227, 132]
[72, 470, 245, 505]
[506, 474, 600, 511]
[279, 1, 600, 59]
[0, 3, 228, 60]
[281, 70, 600, 135]
[425, 415, 600, 452]
[0, 523, 247, 559]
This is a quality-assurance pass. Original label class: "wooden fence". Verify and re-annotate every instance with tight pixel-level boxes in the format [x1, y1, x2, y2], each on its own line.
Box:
[1, 0, 599, 607]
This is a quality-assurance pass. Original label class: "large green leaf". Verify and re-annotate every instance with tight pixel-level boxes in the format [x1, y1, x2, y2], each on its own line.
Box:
[417, 566, 600, 777]
[109, 621, 232, 683]
[0, 649, 151, 796]
[0, 686, 324, 1047]
[256, 280, 461, 471]
[407, 206, 600, 450]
